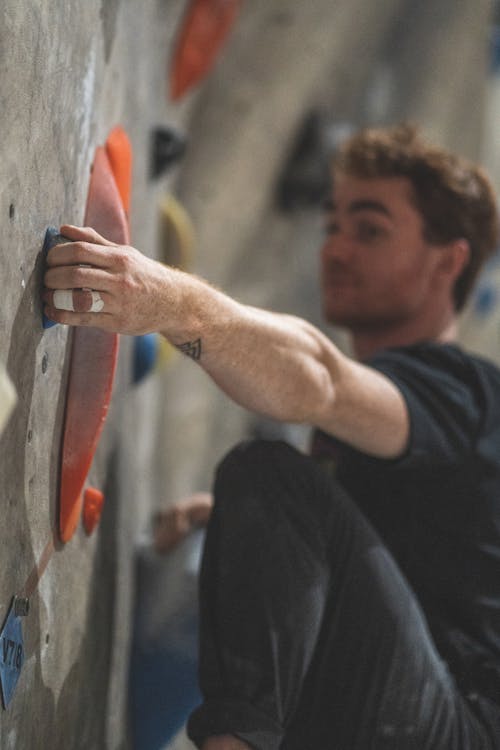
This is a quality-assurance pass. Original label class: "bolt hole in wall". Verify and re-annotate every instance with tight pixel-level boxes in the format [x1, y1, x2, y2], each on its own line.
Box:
[9, 203, 14, 219]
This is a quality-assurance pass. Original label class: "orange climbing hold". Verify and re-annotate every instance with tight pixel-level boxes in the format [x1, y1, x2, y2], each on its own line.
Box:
[105, 126, 133, 215]
[59, 145, 127, 543]
[83, 487, 105, 535]
[170, 0, 242, 101]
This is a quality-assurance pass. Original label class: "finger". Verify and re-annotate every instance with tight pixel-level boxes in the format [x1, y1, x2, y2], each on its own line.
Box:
[43, 288, 113, 314]
[54, 289, 104, 313]
[62, 289, 102, 313]
[59, 224, 116, 247]
[44, 264, 114, 292]
[43, 304, 116, 330]
[46, 239, 119, 270]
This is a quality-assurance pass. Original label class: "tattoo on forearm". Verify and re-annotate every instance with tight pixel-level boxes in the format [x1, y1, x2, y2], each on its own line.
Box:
[177, 338, 202, 361]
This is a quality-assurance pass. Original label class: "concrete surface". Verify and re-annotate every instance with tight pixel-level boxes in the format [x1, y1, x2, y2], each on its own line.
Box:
[0, 1, 190, 747]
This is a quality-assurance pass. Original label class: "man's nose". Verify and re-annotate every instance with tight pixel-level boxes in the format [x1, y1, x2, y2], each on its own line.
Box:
[322, 233, 354, 261]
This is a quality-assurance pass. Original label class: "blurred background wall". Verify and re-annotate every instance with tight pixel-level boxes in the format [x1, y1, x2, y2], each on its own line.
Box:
[0, 1, 498, 748]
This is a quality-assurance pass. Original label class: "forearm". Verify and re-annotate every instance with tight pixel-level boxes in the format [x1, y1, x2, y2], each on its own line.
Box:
[159, 272, 409, 458]
[159, 270, 339, 424]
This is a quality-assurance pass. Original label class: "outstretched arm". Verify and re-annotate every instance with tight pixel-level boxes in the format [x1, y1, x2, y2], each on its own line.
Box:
[43, 225, 409, 458]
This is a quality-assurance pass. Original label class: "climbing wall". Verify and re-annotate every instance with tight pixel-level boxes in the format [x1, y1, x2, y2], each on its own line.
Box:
[0, 1, 194, 747]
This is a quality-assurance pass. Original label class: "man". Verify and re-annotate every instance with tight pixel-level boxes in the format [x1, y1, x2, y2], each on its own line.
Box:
[44, 124, 500, 749]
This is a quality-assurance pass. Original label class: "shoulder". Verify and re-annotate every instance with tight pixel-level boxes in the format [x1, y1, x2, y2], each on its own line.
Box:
[368, 342, 500, 450]
[368, 342, 500, 388]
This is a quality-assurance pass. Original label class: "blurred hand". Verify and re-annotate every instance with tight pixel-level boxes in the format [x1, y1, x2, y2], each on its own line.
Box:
[153, 492, 213, 554]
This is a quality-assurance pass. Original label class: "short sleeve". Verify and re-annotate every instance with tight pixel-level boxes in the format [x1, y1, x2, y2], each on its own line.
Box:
[368, 344, 483, 464]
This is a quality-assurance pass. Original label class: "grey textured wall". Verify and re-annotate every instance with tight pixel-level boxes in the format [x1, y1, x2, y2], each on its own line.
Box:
[0, 1, 191, 747]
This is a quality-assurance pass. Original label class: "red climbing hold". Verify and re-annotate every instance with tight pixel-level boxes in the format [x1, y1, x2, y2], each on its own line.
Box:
[170, 0, 242, 101]
[83, 487, 105, 535]
[59, 145, 127, 543]
[105, 126, 133, 215]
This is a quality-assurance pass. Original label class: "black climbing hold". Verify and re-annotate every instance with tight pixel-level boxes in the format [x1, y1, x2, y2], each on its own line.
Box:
[275, 111, 331, 213]
[150, 127, 187, 179]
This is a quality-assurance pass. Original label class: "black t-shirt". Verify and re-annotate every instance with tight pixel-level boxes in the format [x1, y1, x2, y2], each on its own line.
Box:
[311, 342, 500, 720]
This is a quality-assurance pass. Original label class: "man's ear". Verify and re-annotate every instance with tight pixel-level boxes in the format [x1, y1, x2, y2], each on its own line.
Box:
[436, 238, 471, 283]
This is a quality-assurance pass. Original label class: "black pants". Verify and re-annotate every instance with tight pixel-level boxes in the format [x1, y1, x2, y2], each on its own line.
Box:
[187, 440, 494, 750]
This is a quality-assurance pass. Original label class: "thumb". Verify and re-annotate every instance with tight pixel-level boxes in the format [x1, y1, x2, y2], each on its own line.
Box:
[59, 224, 115, 246]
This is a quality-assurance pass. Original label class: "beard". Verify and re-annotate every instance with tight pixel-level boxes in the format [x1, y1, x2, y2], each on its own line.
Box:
[322, 294, 417, 335]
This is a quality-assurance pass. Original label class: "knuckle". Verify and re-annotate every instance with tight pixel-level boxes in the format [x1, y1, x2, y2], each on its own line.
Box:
[121, 274, 135, 294]
[77, 241, 101, 262]
[112, 249, 130, 272]
[71, 267, 89, 286]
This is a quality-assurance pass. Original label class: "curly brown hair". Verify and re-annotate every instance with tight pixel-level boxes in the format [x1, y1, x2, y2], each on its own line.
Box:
[333, 124, 499, 311]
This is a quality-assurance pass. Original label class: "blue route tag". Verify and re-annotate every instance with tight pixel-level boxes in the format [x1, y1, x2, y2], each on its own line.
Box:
[0, 598, 25, 709]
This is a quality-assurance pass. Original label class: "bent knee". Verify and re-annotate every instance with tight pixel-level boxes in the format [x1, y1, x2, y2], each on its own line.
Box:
[215, 439, 301, 487]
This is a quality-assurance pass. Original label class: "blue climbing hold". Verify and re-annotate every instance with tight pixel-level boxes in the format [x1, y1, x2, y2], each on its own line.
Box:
[41, 226, 68, 329]
[133, 333, 159, 383]
[474, 284, 497, 318]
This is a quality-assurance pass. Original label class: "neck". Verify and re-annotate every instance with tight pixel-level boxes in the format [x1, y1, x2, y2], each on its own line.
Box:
[350, 313, 458, 361]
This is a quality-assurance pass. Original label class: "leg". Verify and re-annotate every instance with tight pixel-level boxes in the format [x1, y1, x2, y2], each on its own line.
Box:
[187, 441, 491, 750]
[282, 542, 490, 750]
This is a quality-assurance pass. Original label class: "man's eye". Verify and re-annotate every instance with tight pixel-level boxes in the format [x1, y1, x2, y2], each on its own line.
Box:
[356, 222, 386, 242]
